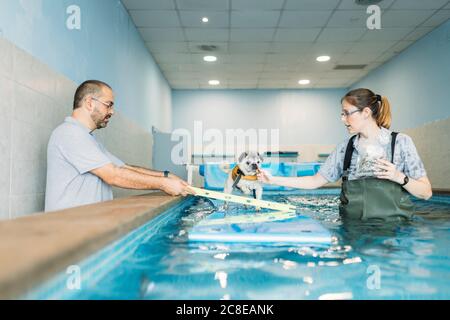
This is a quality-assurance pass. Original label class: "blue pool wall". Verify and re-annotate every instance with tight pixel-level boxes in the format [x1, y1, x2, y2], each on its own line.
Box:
[172, 88, 349, 146]
[0, 0, 172, 131]
[351, 19, 450, 130]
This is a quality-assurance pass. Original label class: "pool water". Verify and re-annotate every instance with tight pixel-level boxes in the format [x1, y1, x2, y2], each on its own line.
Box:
[29, 190, 450, 300]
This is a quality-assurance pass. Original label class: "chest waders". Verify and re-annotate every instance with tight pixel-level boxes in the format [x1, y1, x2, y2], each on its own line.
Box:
[339, 132, 414, 221]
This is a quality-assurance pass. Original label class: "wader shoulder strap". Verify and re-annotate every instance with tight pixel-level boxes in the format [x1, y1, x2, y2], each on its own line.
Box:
[391, 132, 398, 163]
[343, 135, 358, 180]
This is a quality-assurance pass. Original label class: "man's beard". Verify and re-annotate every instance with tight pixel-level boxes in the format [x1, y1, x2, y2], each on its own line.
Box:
[91, 108, 110, 129]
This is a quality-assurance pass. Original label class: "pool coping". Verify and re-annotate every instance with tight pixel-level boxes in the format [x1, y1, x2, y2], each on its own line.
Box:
[0, 192, 184, 299]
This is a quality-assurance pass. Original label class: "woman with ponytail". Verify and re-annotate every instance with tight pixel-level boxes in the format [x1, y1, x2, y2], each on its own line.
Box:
[258, 88, 432, 221]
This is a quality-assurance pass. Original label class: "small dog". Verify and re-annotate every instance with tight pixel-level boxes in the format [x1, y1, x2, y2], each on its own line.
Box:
[224, 151, 264, 211]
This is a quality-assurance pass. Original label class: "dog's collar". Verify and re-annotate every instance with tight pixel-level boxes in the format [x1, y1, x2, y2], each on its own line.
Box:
[231, 165, 258, 181]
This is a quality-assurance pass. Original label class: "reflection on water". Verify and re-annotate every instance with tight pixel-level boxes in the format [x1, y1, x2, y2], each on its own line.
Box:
[70, 194, 450, 300]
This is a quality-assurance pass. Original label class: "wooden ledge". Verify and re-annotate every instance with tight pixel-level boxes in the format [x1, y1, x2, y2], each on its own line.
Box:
[0, 193, 184, 299]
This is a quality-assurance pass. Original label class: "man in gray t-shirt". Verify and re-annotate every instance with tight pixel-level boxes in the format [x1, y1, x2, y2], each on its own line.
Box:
[45, 80, 190, 212]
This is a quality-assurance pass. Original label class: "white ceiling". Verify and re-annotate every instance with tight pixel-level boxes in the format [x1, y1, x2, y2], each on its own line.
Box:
[121, 0, 450, 89]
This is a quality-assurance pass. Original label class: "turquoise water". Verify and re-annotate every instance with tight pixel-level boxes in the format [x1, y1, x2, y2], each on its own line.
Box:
[28, 190, 450, 300]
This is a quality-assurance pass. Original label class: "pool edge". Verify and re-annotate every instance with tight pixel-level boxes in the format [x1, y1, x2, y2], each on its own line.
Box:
[0, 193, 186, 299]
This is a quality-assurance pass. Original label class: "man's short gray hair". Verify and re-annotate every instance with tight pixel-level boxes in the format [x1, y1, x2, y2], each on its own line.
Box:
[73, 80, 112, 110]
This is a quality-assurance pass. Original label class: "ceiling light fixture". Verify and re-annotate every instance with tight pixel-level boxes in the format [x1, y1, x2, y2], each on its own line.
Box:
[354, 0, 383, 5]
[202, 17, 209, 23]
[209, 80, 220, 86]
[298, 80, 311, 85]
[316, 56, 331, 62]
[203, 55, 217, 62]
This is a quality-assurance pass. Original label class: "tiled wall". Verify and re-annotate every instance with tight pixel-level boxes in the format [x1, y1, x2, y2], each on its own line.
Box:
[0, 37, 153, 220]
[404, 117, 450, 191]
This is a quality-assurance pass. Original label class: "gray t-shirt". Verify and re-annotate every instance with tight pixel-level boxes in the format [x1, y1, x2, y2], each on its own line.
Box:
[45, 117, 125, 212]
[319, 127, 427, 182]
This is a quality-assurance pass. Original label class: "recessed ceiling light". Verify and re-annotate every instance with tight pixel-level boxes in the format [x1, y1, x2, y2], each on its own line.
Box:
[316, 56, 331, 62]
[202, 17, 209, 23]
[203, 55, 217, 62]
[355, 0, 383, 5]
[209, 80, 220, 86]
[298, 79, 311, 85]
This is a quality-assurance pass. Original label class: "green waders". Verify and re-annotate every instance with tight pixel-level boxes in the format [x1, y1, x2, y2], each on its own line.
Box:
[339, 132, 415, 221]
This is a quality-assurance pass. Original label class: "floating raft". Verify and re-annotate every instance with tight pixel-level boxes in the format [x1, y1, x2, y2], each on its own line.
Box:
[188, 207, 332, 246]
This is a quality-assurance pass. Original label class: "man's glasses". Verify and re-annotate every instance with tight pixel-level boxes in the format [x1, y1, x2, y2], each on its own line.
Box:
[341, 109, 361, 118]
[92, 97, 114, 110]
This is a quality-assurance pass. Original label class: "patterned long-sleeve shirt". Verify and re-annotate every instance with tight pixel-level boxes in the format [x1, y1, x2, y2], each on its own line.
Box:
[319, 127, 427, 182]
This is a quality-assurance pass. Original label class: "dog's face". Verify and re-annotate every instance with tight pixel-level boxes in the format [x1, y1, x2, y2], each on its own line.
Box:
[237, 152, 263, 175]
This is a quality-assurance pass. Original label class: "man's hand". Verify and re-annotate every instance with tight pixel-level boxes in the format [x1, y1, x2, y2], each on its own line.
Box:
[160, 178, 191, 197]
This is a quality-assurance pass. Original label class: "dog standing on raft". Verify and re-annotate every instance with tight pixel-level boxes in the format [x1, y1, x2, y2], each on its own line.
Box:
[223, 151, 264, 211]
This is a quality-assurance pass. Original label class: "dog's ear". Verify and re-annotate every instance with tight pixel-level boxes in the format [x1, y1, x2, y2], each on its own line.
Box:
[257, 152, 264, 162]
[238, 152, 248, 163]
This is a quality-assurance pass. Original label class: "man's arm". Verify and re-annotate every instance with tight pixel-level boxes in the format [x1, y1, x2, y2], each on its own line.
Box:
[124, 164, 184, 181]
[91, 164, 189, 196]
[124, 164, 165, 177]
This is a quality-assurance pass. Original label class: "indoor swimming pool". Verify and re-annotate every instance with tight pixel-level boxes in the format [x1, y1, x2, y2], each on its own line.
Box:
[27, 190, 450, 300]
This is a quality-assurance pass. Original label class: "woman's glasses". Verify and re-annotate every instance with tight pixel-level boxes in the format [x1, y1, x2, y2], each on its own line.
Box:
[341, 109, 361, 118]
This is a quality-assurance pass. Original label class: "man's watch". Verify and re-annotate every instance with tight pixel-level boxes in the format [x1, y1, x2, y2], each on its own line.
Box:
[163, 171, 170, 178]
[401, 175, 409, 187]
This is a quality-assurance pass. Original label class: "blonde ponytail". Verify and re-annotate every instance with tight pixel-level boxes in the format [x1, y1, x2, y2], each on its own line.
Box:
[376, 96, 392, 129]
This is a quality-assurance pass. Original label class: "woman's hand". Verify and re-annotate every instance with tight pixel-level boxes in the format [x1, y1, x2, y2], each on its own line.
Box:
[257, 169, 274, 184]
[374, 159, 405, 184]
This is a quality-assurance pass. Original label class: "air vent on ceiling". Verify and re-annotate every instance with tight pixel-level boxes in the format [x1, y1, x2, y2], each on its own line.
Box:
[197, 45, 218, 52]
[354, 0, 383, 5]
[334, 64, 367, 70]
